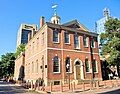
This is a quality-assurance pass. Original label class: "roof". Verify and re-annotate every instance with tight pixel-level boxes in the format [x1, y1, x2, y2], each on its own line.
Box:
[46, 22, 98, 37]
[62, 20, 90, 31]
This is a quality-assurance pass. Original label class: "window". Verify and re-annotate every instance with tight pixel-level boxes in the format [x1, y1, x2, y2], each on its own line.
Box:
[66, 57, 71, 72]
[64, 32, 70, 44]
[53, 29, 59, 43]
[93, 60, 97, 72]
[54, 81, 60, 85]
[42, 32, 44, 45]
[85, 59, 90, 72]
[83, 36, 88, 47]
[53, 56, 60, 73]
[91, 38, 95, 48]
[74, 33, 80, 49]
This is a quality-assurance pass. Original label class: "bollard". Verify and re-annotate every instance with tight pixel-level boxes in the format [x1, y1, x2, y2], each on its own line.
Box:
[71, 83, 73, 92]
[73, 82, 75, 91]
[50, 82, 52, 92]
[37, 82, 40, 90]
[96, 81, 99, 89]
[60, 81, 63, 92]
[82, 81, 85, 91]
[90, 80, 92, 90]
[31, 81, 33, 90]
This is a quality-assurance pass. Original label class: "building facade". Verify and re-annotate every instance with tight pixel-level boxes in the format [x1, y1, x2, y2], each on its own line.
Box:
[24, 15, 102, 86]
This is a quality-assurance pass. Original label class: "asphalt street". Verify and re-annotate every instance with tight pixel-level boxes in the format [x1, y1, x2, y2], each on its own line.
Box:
[0, 81, 42, 94]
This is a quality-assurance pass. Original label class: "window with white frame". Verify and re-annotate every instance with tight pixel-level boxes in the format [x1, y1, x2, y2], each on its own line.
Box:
[64, 31, 70, 44]
[66, 57, 71, 73]
[91, 38, 95, 48]
[83, 36, 88, 47]
[53, 56, 60, 73]
[53, 29, 59, 43]
[85, 59, 90, 72]
[93, 59, 98, 72]
[74, 33, 80, 49]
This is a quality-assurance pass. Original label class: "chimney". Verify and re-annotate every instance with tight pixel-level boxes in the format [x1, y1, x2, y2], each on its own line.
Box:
[40, 16, 45, 28]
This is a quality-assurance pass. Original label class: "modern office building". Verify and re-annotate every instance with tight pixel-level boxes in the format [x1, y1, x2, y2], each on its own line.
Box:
[96, 8, 110, 55]
[16, 24, 37, 47]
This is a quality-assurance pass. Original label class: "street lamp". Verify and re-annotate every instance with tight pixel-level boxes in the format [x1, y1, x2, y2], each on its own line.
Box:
[66, 63, 70, 90]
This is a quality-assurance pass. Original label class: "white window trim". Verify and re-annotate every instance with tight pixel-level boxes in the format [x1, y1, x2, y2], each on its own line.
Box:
[84, 37, 89, 47]
[94, 60, 98, 73]
[53, 58, 61, 74]
[75, 36, 80, 49]
[53, 30, 59, 43]
[91, 39, 95, 48]
[86, 61, 91, 73]
[64, 31, 70, 44]
[66, 58, 72, 73]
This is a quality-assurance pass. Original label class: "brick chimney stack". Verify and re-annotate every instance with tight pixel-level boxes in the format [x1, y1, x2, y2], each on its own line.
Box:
[40, 16, 45, 28]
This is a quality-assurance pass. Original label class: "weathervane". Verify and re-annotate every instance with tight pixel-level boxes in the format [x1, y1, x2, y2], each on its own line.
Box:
[52, 4, 58, 16]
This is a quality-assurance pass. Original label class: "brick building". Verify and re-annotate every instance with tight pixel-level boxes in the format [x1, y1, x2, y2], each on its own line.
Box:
[23, 14, 102, 86]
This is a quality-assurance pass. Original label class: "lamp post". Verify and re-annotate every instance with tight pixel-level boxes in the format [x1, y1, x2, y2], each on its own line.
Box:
[66, 63, 70, 90]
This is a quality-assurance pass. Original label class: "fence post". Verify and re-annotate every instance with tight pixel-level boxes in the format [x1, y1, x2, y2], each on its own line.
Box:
[73, 82, 75, 91]
[50, 82, 52, 92]
[82, 81, 85, 91]
[60, 80, 63, 92]
[31, 81, 33, 90]
[96, 80, 99, 89]
[90, 80, 93, 90]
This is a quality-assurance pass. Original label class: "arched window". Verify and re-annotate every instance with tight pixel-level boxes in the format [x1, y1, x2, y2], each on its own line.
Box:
[93, 59, 98, 72]
[53, 56, 60, 73]
[66, 57, 71, 72]
[85, 59, 90, 72]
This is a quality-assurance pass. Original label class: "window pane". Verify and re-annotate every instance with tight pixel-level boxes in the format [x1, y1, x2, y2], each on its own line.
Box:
[85, 59, 89, 72]
[83, 36, 87, 47]
[53, 56, 59, 72]
[66, 58, 70, 72]
[74, 34, 79, 48]
[93, 60, 97, 72]
[53, 30, 58, 42]
[65, 32, 69, 43]
[91, 39, 95, 48]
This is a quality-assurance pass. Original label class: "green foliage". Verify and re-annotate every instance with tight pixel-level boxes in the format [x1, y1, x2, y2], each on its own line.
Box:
[0, 53, 15, 77]
[100, 18, 120, 65]
[15, 44, 26, 58]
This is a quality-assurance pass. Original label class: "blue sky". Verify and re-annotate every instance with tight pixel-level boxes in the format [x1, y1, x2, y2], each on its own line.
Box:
[0, 0, 120, 56]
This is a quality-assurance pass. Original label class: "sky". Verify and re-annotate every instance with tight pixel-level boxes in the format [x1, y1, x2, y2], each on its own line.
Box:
[0, 0, 120, 57]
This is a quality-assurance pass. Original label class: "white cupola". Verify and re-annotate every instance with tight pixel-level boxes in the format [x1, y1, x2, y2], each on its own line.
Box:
[51, 4, 61, 24]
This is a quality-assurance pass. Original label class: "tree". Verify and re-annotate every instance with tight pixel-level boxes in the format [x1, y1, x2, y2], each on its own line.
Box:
[0, 53, 15, 77]
[100, 18, 120, 77]
[15, 44, 26, 58]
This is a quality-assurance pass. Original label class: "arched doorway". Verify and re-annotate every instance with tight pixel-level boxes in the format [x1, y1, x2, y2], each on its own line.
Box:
[74, 59, 84, 80]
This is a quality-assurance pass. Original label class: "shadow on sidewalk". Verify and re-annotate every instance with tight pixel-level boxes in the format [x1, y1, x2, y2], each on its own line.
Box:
[98, 89, 120, 94]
